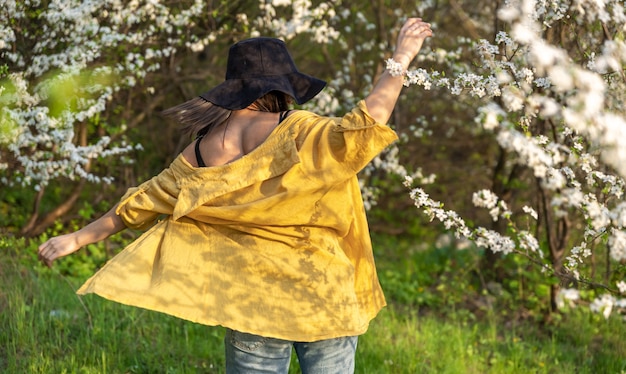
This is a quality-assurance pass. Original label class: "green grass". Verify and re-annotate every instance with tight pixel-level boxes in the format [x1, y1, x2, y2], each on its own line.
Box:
[1, 261, 224, 373]
[1, 236, 625, 373]
[359, 307, 626, 373]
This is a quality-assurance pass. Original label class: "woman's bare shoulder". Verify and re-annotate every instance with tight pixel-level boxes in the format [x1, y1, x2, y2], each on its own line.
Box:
[180, 141, 199, 167]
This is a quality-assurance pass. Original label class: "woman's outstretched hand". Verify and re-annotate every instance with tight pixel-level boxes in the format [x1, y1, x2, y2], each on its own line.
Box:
[38, 233, 81, 268]
[392, 18, 433, 68]
[37, 204, 127, 268]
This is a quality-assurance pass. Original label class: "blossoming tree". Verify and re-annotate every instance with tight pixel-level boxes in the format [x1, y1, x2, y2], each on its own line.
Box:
[396, 0, 626, 316]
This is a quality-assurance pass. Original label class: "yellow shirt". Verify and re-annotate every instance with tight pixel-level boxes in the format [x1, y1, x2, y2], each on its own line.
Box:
[77, 100, 398, 342]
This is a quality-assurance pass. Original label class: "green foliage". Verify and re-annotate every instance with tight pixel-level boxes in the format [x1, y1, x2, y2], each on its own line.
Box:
[375, 232, 483, 310]
[0, 75, 20, 145]
[374, 232, 578, 322]
[41, 68, 116, 118]
[0, 187, 35, 231]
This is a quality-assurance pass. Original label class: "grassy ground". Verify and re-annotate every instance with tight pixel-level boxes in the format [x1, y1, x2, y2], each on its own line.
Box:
[1, 237, 625, 373]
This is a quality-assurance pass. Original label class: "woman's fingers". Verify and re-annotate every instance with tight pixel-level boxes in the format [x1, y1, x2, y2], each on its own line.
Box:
[393, 18, 432, 64]
[37, 234, 79, 267]
[403, 21, 431, 36]
[38, 240, 58, 267]
[402, 18, 428, 30]
[38, 243, 53, 267]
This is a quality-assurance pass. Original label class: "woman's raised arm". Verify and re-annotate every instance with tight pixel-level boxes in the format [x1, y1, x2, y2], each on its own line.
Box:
[364, 18, 432, 124]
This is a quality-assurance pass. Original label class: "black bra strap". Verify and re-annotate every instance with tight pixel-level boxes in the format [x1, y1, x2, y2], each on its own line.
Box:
[195, 137, 206, 167]
[278, 110, 292, 124]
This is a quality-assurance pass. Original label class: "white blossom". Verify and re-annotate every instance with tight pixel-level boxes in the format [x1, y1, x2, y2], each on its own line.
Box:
[556, 288, 580, 309]
[590, 294, 616, 319]
[617, 281, 626, 294]
[522, 205, 538, 220]
[472, 189, 499, 209]
[608, 230, 626, 261]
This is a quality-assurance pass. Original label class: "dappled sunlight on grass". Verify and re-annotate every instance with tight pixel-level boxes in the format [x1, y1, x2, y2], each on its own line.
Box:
[1, 235, 624, 373]
[358, 306, 626, 373]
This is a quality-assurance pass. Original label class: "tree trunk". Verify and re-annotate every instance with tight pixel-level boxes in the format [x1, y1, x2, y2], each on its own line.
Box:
[21, 180, 86, 237]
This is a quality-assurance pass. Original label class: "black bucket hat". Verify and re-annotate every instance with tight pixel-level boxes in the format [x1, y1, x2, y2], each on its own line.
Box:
[200, 37, 326, 110]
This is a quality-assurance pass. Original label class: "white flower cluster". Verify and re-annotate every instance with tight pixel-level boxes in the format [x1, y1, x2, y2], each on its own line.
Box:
[590, 294, 626, 319]
[385, 58, 406, 77]
[1, 0, 207, 187]
[474, 227, 516, 255]
[255, 0, 340, 43]
[560, 288, 626, 319]
[556, 288, 580, 309]
[396, 65, 503, 98]
[522, 205, 538, 220]
[404, 178, 534, 255]
[518, 230, 541, 255]
[608, 230, 626, 262]
[472, 189, 511, 221]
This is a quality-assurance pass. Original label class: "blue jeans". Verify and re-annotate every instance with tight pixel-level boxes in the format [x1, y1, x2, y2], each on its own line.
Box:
[224, 329, 358, 373]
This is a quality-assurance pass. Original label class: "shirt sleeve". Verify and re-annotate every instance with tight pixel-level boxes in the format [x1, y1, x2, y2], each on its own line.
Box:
[115, 167, 179, 230]
[294, 100, 399, 178]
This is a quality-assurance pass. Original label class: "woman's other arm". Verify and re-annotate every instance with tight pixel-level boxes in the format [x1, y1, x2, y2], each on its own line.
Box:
[38, 204, 127, 267]
[364, 18, 433, 124]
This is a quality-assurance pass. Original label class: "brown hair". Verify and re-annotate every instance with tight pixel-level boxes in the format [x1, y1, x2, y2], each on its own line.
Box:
[162, 91, 291, 139]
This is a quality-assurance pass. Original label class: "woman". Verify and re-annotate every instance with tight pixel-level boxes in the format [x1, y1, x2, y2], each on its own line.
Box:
[38, 18, 432, 373]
